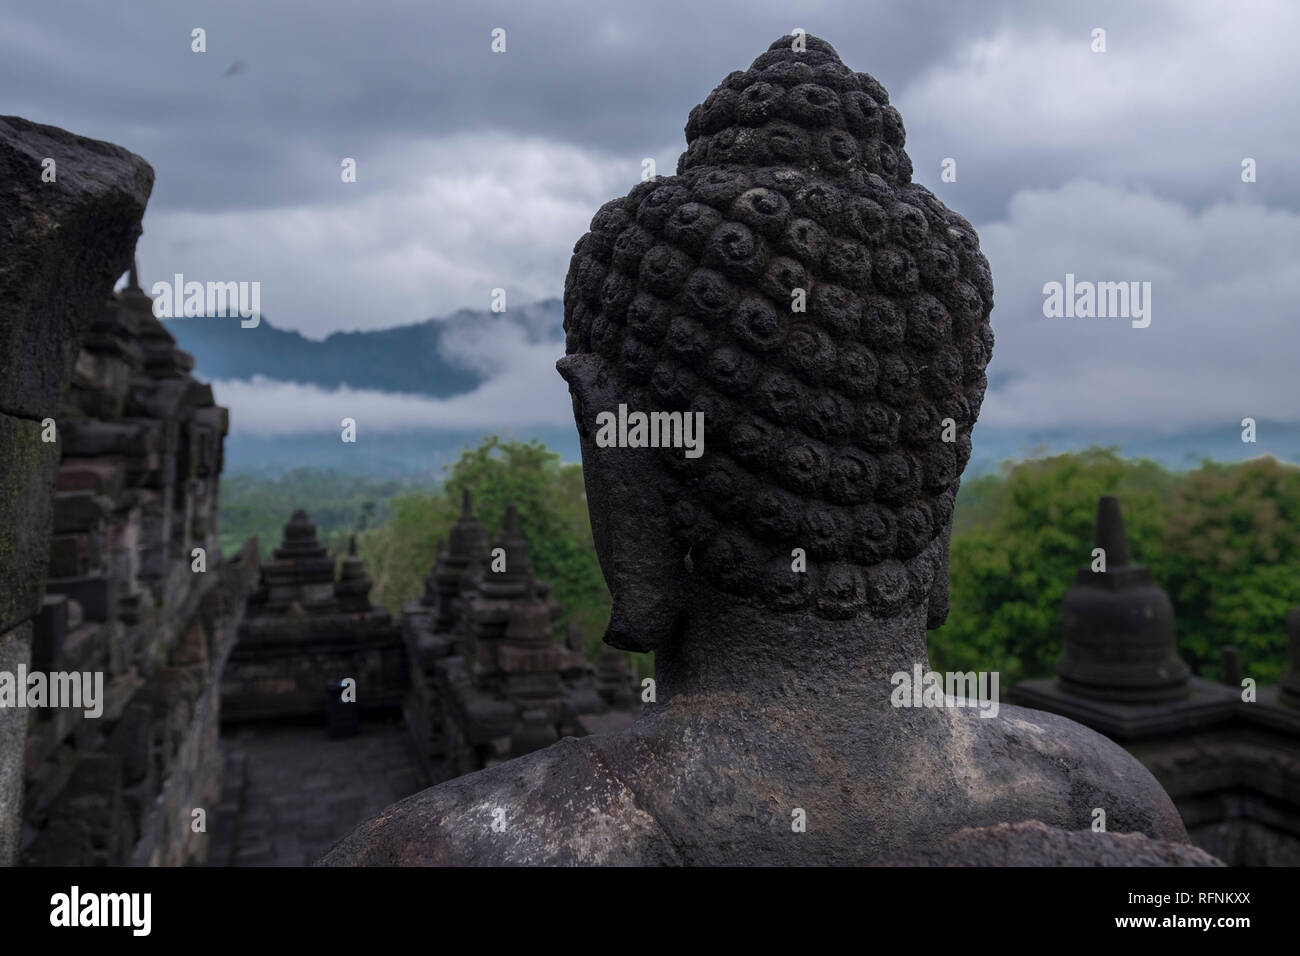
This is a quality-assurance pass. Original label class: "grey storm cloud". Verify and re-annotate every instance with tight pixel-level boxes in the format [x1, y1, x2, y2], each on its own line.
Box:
[978, 180, 1300, 430]
[5, 0, 1298, 433]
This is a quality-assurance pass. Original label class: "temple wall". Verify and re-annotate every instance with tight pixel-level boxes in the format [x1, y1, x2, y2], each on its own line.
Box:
[221, 623, 407, 723]
[128, 542, 258, 865]
[17, 285, 257, 865]
[0, 117, 154, 866]
[0, 115, 262, 867]
[400, 603, 450, 785]
[1128, 713, 1300, 866]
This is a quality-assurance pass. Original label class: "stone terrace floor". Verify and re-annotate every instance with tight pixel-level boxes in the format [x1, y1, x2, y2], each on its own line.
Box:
[208, 713, 423, 866]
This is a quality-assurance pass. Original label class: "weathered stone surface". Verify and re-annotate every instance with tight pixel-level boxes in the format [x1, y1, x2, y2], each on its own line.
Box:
[1280, 606, 1300, 709]
[47, 534, 92, 578]
[883, 821, 1224, 866]
[4, 187, 250, 865]
[44, 574, 115, 621]
[322, 35, 1194, 867]
[55, 753, 126, 865]
[51, 489, 111, 534]
[321, 737, 681, 865]
[54, 456, 128, 497]
[0, 621, 33, 866]
[31, 594, 69, 672]
[109, 703, 156, 787]
[323, 693, 1195, 865]
[1, 126, 153, 874]
[0, 115, 153, 421]
[58, 420, 156, 459]
[0, 411, 59, 633]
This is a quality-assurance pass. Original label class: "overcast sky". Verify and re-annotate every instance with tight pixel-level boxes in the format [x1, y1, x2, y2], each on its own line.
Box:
[7, 0, 1298, 436]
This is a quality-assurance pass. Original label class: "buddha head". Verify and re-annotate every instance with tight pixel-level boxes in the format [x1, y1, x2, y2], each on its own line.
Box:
[557, 35, 994, 653]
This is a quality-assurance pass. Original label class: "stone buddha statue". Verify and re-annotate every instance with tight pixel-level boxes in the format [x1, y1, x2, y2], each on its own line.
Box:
[321, 34, 1195, 865]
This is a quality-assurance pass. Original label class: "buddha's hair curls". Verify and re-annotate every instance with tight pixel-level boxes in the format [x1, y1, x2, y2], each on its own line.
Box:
[563, 36, 994, 620]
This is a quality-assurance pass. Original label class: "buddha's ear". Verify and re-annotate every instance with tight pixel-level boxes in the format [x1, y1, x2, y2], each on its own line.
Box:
[556, 353, 687, 653]
[927, 522, 951, 630]
[556, 354, 602, 440]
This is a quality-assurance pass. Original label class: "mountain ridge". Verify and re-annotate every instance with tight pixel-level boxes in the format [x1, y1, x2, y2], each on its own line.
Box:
[162, 298, 1300, 477]
[163, 297, 564, 399]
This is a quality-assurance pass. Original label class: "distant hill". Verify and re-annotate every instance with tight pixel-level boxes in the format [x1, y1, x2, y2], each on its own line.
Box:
[163, 298, 563, 398]
[968, 421, 1300, 476]
[222, 426, 581, 479]
[163, 297, 1300, 478]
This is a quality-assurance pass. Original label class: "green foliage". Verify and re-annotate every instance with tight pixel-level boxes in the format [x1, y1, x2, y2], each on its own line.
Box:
[222, 443, 1298, 693]
[218, 469, 432, 557]
[932, 449, 1298, 686]
[1160, 459, 1300, 682]
[359, 436, 634, 670]
[948, 470, 1005, 537]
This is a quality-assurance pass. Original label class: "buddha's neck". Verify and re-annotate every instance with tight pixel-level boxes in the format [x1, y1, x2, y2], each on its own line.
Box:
[652, 598, 933, 703]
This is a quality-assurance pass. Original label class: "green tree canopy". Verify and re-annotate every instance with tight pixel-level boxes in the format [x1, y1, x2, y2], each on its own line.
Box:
[930, 448, 1298, 687]
[222, 443, 1299, 691]
[359, 436, 615, 660]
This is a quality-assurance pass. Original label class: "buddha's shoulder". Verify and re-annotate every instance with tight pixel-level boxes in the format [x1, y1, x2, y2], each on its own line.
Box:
[316, 735, 681, 866]
[951, 702, 1188, 840]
